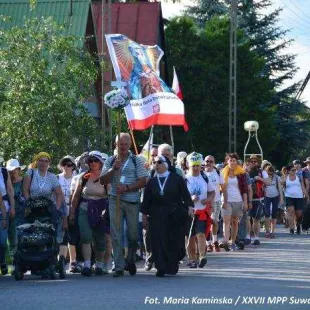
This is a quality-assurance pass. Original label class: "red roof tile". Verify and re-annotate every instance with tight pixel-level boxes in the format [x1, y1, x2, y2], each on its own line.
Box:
[92, 2, 162, 54]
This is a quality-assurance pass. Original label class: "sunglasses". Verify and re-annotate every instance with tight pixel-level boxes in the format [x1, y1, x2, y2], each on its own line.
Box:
[250, 161, 258, 164]
[290, 169, 296, 172]
[38, 159, 49, 163]
[88, 158, 100, 164]
[205, 160, 214, 164]
[154, 160, 163, 165]
[62, 163, 74, 168]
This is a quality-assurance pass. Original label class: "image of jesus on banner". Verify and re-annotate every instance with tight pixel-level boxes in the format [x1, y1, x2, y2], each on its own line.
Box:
[106, 34, 171, 100]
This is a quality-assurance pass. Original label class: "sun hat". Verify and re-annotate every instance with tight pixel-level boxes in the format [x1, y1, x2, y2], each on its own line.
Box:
[87, 150, 105, 164]
[6, 159, 26, 171]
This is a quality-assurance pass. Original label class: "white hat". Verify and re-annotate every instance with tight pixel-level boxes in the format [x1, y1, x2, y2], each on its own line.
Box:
[6, 159, 26, 171]
[88, 150, 105, 164]
[187, 152, 203, 167]
[177, 151, 187, 164]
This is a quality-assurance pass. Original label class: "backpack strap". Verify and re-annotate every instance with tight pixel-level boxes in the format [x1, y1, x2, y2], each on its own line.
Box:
[1, 168, 8, 192]
[200, 171, 209, 184]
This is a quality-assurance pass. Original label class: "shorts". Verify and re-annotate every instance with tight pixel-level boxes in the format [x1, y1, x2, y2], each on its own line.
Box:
[221, 201, 243, 217]
[264, 196, 279, 219]
[189, 216, 206, 237]
[78, 202, 105, 251]
[211, 201, 222, 222]
[285, 197, 304, 211]
[248, 200, 264, 219]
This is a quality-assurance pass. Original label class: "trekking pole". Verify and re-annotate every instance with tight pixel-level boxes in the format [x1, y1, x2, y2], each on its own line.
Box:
[186, 215, 196, 249]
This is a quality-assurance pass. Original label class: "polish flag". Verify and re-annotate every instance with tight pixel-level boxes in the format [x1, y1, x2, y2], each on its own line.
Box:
[172, 67, 188, 131]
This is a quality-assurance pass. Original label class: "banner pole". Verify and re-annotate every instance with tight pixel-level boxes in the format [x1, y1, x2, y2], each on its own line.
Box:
[116, 111, 121, 230]
[129, 127, 139, 155]
[169, 125, 174, 162]
[147, 125, 154, 164]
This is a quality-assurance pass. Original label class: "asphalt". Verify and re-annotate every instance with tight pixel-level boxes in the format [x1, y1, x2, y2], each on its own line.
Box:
[1, 226, 310, 310]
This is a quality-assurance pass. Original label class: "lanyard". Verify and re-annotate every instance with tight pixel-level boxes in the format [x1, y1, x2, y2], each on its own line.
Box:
[157, 174, 169, 196]
[121, 158, 130, 174]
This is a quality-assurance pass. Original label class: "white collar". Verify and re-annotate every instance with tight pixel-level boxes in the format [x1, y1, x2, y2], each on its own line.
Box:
[157, 170, 170, 178]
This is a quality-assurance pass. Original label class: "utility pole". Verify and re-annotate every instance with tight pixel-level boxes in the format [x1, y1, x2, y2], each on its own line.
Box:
[108, 0, 113, 155]
[229, 0, 238, 153]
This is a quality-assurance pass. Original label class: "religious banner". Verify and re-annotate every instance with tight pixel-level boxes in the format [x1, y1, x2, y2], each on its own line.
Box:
[105, 34, 188, 131]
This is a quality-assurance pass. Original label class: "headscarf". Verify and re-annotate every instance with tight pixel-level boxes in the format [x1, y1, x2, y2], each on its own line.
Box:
[222, 164, 245, 184]
[157, 155, 173, 171]
[32, 152, 51, 168]
[187, 152, 203, 167]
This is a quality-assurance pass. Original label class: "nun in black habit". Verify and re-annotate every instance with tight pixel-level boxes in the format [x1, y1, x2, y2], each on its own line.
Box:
[141, 155, 193, 277]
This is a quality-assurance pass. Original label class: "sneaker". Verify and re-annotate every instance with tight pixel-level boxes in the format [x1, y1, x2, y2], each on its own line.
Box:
[296, 225, 301, 235]
[290, 229, 294, 235]
[198, 257, 207, 268]
[244, 238, 251, 245]
[265, 232, 271, 238]
[95, 268, 104, 276]
[237, 241, 245, 250]
[223, 242, 230, 252]
[102, 263, 109, 275]
[269, 233, 276, 239]
[253, 239, 260, 245]
[1, 264, 8, 275]
[207, 244, 213, 252]
[69, 262, 79, 273]
[213, 241, 221, 252]
[127, 262, 137, 276]
[144, 262, 153, 271]
[112, 270, 124, 277]
[230, 243, 238, 251]
[81, 267, 92, 276]
[188, 261, 198, 268]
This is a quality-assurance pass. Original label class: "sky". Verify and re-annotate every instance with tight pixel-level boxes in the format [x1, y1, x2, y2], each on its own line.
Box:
[161, 0, 310, 106]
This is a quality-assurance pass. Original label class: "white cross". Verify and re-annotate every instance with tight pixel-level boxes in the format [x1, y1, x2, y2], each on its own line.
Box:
[111, 79, 127, 89]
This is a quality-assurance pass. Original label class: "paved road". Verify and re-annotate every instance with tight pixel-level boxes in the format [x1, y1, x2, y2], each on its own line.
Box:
[1, 226, 310, 310]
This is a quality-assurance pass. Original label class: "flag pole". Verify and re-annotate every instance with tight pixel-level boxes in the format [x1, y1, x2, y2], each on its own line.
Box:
[129, 127, 139, 155]
[147, 125, 154, 164]
[169, 125, 174, 161]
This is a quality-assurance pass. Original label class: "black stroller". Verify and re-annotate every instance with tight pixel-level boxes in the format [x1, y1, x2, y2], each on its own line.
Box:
[13, 196, 65, 280]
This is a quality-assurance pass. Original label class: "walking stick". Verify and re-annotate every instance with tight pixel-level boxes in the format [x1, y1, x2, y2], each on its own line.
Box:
[186, 215, 196, 249]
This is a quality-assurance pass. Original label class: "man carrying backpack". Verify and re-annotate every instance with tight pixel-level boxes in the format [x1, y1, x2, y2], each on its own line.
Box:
[100, 133, 148, 277]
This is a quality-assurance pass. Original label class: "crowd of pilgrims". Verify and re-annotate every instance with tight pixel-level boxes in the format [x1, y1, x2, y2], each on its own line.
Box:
[0, 132, 309, 278]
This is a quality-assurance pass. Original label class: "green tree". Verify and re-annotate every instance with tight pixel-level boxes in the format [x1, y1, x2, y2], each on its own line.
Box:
[0, 17, 100, 164]
[185, 0, 310, 166]
[165, 16, 276, 160]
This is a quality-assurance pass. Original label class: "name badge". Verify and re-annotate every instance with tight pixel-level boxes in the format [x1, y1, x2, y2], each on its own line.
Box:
[120, 176, 126, 183]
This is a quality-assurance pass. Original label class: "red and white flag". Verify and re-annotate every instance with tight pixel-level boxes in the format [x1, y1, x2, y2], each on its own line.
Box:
[172, 67, 183, 100]
[172, 67, 188, 131]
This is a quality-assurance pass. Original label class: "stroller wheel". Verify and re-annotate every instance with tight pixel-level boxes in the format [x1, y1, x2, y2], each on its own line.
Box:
[14, 265, 24, 281]
[58, 255, 66, 279]
[48, 264, 56, 280]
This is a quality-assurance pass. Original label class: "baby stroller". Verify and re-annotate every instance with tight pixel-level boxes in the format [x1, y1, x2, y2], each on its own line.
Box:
[13, 196, 65, 280]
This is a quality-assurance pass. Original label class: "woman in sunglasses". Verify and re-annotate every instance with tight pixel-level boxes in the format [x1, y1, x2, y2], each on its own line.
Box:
[263, 165, 284, 238]
[57, 155, 77, 273]
[281, 165, 309, 235]
[70, 151, 109, 276]
[141, 155, 193, 277]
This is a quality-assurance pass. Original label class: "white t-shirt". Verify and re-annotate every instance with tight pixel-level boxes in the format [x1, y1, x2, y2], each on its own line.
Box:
[185, 173, 215, 211]
[285, 176, 303, 198]
[0, 169, 10, 213]
[205, 169, 223, 202]
[226, 176, 243, 202]
[58, 173, 75, 205]
[262, 170, 268, 178]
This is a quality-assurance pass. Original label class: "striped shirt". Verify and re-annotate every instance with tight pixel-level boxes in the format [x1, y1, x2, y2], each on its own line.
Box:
[102, 152, 148, 203]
